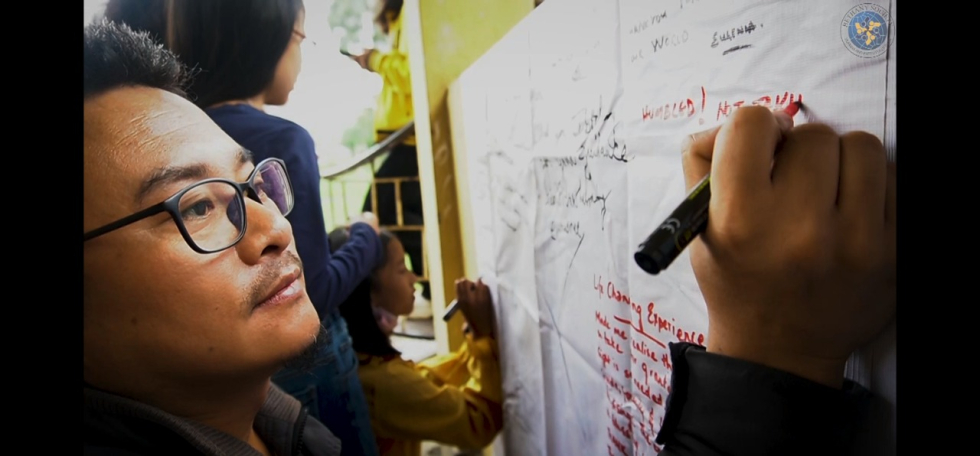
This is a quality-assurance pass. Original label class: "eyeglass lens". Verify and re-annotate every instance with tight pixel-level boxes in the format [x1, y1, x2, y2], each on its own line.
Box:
[177, 160, 292, 251]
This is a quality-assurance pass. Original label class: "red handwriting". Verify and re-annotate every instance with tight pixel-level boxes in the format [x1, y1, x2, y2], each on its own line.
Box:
[603, 372, 626, 396]
[599, 330, 625, 354]
[646, 302, 676, 334]
[716, 91, 803, 120]
[598, 347, 612, 369]
[633, 377, 664, 406]
[616, 315, 667, 349]
[604, 375, 633, 403]
[613, 326, 627, 340]
[595, 275, 644, 316]
[611, 414, 633, 440]
[607, 394, 635, 442]
[647, 302, 705, 345]
[638, 421, 654, 445]
[654, 370, 671, 393]
[608, 281, 637, 309]
[607, 389, 635, 426]
[632, 337, 659, 363]
[630, 392, 652, 428]
[595, 311, 611, 330]
[661, 351, 673, 370]
[608, 428, 629, 455]
[642, 98, 695, 121]
[642, 86, 707, 123]
[676, 327, 705, 345]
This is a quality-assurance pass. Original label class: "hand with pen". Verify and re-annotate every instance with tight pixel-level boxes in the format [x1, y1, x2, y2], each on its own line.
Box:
[682, 105, 896, 389]
[454, 278, 496, 339]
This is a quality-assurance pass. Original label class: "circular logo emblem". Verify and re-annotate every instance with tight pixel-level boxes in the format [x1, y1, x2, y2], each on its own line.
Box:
[841, 3, 890, 58]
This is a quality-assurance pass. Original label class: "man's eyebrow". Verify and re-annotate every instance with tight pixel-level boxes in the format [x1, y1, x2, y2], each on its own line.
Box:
[136, 163, 213, 205]
[239, 148, 253, 164]
[136, 148, 252, 205]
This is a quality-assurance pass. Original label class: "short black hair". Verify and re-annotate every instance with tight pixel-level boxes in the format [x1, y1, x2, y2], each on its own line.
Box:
[166, 0, 304, 108]
[332, 227, 402, 359]
[103, 0, 169, 46]
[84, 19, 190, 100]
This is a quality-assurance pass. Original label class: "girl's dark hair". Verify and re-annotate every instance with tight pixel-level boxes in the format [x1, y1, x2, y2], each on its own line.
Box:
[373, 0, 403, 35]
[330, 227, 401, 358]
[164, 0, 305, 108]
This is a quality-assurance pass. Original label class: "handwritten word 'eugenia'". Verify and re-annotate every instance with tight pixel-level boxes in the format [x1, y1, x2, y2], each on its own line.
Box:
[712, 21, 761, 48]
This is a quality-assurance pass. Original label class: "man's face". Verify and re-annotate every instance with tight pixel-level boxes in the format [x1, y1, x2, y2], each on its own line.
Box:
[83, 87, 321, 394]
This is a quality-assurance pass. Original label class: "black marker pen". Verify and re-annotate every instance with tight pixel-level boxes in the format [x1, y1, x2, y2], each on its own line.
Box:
[442, 299, 460, 322]
[634, 101, 801, 275]
[634, 174, 710, 275]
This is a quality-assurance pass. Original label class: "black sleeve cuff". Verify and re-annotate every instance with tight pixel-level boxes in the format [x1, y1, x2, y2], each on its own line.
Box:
[654, 342, 872, 456]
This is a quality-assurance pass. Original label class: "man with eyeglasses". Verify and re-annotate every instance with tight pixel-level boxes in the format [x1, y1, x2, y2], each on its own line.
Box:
[83, 15, 895, 456]
[84, 20, 341, 455]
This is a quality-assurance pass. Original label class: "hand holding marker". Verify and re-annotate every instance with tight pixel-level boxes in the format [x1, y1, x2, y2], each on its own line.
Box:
[633, 101, 803, 275]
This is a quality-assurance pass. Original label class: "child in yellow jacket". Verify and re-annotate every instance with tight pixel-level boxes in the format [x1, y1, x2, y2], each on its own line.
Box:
[330, 227, 503, 456]
[352, 0, 431, 310]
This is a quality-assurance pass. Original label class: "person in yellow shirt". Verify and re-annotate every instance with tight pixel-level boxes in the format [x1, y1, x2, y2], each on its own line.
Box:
[329, 227, 503, 456]
[351, 0, 431, 310]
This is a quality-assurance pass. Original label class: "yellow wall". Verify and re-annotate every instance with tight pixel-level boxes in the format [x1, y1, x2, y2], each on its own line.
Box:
[404, 0, 534, 353]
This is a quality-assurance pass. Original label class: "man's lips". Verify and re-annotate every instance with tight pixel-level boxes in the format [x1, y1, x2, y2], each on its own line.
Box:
[254, 267, 303, 310]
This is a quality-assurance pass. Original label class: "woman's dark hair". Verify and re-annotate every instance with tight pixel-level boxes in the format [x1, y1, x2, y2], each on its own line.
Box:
[163, 0, 304, 108]
[373, 0, 403, 35]
[331, 227, 401, 358]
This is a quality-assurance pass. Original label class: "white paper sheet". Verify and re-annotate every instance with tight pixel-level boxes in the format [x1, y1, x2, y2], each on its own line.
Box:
[450, 1, 895, 454]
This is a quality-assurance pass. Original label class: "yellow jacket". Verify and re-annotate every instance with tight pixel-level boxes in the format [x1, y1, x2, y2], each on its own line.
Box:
[369, 11, 415, 145]
[357, 334, 504, 456]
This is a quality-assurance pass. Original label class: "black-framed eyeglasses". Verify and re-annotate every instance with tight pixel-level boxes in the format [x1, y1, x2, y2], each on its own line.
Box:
[83, 158, 294, 254]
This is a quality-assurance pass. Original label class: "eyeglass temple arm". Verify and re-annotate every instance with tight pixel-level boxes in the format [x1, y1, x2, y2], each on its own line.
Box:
[83, 203, 168, 242]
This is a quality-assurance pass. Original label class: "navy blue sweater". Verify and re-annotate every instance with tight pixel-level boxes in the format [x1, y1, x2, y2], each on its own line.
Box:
[206, 104, 383, 320]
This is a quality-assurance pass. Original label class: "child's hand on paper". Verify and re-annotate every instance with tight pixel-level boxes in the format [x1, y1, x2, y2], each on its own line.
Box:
[455, 278, 495, 339]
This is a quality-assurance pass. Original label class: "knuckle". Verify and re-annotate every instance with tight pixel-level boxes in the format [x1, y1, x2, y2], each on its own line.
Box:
[729, 105, 774, 130]
[840, 131, 886, 162]
[791, 123, 839, 144]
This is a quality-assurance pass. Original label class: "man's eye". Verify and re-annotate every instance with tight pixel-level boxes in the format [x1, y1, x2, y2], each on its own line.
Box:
[180, 200, 215, 220]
